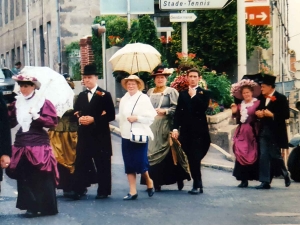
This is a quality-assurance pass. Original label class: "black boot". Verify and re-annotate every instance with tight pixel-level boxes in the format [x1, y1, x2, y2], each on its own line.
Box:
[280, 161, 291, 187]
[177, 180, 184, 191]
[255, 182, 271, 189]
[237, 180, 248, 188]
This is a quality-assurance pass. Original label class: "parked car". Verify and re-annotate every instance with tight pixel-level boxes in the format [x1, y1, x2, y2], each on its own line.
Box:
[0, 68, 16, 103]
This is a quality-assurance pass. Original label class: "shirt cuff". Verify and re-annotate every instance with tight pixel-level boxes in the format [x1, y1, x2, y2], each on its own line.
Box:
[32, 114, 40, 120]
[165, 109, 169, 115]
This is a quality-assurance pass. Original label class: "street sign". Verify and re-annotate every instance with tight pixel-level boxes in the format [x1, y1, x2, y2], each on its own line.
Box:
[170, 13, 197, 22]
[100, 0, 154, 15]
[245, 6, 270, 25]
[159, 0, 229, 10]
[245, 0, 270, 6]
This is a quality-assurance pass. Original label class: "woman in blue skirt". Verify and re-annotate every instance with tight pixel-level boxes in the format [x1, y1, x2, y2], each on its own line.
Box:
[117, 75, 157, 200]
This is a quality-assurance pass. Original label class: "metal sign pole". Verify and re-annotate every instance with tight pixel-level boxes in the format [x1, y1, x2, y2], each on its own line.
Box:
[237, 0, 247, 80]
[102, 24, 107, 90]
[181, 10, 188, 54]
[127, 0, 131, 30]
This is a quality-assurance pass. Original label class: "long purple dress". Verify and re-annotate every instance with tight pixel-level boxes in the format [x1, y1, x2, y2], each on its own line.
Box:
[7, 98, 59, 215]
[232, 99, 260, 181]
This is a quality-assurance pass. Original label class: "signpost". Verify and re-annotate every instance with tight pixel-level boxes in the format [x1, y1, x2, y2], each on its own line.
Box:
[160, 0, 229, 10]
[245, 6, 270, 25]
[170, 13, 197, 22]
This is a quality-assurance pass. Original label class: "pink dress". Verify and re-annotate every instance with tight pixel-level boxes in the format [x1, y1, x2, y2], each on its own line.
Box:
[232, 99, 260, 181]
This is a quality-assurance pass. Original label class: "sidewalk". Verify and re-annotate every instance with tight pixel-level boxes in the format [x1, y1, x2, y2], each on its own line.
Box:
[110, 107, 234, 172]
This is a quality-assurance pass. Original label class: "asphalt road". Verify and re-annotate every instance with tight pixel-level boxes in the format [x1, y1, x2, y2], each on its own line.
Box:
[1, 131, 300, 225]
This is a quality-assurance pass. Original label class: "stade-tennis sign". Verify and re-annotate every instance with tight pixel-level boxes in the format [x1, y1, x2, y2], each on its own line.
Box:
[159, 0, 229, 10]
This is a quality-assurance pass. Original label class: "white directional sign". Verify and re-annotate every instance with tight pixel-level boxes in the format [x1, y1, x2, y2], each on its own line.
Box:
[170, 13, 197, 22]
[160, 0, 229, 10]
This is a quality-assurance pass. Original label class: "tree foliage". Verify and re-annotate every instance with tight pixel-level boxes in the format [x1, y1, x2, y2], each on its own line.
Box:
[169, 0, 271, 76]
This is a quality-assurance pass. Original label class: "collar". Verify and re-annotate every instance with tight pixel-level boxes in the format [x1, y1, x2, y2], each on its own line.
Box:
[87, 85, 98, 94]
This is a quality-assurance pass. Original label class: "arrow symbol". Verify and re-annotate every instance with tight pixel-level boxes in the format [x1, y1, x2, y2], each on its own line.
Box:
[256, 12, 267, 21]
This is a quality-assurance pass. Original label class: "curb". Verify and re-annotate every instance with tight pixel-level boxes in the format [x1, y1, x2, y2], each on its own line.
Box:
[109, 124, 233, 173]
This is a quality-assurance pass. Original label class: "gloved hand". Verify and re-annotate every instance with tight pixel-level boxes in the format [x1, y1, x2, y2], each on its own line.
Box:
[30, 107, 40, 120]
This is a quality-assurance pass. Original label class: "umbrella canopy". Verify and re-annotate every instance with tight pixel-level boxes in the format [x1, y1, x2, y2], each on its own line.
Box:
[109, 43, 161, 74]
[15, 66, 74, 117]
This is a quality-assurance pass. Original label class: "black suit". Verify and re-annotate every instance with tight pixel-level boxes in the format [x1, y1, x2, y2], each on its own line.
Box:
[173, 87, 211, 189]
[73, 87, 115, 196]
[257, 91, 289, 183]
[0, 92, 12, 182]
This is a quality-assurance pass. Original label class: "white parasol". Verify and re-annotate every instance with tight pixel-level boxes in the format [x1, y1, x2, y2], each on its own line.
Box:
[14, 66, 74, 117]
[109, 43, 161, 74]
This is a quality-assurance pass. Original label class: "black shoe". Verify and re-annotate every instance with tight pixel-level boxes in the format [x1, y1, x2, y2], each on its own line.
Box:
[284, 175, 291, 187]
[199, 188, 203, 194]
[24, 211, 41, 218]
[147, 187, 155, 197]
[155, 186, 161, 192]
[95, 195, 108, 199]
[238, 180, 248, 188]
[255, 182, 271, 189]
[188, 188, 199, 195]
[63, 191, 74, 198]
[177, 180, 184, 191]
[123, 193, 138, 200]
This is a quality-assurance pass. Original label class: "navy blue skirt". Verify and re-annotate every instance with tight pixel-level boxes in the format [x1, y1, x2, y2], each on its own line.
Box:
[122, 138, 149, 174]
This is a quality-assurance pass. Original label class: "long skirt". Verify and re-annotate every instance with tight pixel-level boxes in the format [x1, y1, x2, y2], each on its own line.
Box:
[16, 156, 58, 215]
[233, 159, 259, 181]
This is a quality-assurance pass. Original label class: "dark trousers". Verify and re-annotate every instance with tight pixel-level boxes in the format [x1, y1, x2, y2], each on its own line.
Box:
[187, 155, 202, 188]
[73, 153, 111, 196]
[259, 128, 289, 183]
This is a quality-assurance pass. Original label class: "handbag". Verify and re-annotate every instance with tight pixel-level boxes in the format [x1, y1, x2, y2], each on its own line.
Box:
[130, 94, 148, 143]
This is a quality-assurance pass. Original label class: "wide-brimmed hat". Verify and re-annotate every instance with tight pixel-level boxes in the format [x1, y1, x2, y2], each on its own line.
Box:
[242, 73, 263, 84]
[121, 75, 145, 91]
[151, 66, 174, 76]
[12, 72, 41, 89]
[231, 79, 261, 100]
[261, 74, 276, 85]
[82, 64, 100, 75]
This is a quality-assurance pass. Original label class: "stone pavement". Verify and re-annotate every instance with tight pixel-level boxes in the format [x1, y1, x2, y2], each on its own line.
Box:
[110, 107, 235, 172]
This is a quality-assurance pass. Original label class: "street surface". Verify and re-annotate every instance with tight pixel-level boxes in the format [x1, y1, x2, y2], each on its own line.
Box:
[1, 129, 300, 225]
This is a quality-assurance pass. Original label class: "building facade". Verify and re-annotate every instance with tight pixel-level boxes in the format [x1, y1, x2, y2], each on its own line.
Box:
[0, 0, 100, 73]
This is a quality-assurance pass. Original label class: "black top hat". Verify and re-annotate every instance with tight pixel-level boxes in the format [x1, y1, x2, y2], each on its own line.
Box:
[261, 74, 276, 85]
[82, 64, 99, 75]
[241, 73, 263, 84]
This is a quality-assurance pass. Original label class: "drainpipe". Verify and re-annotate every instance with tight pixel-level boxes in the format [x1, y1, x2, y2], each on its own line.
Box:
[56, 0, 62, 73]
[26, 0, 30, 65]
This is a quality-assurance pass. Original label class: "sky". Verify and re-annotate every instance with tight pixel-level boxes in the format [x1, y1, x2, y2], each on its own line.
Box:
[288, 0, 300, 60]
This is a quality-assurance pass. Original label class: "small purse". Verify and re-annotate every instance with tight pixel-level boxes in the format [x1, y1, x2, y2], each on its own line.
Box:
[130, 94, 148, 144]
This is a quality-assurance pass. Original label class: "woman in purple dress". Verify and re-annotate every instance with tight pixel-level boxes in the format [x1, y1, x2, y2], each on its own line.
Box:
[230, 79, 261, 188]
[7, 73, 59, 217]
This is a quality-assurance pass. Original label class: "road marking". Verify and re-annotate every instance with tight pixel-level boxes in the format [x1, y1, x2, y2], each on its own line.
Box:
[257, 212, 300, 217]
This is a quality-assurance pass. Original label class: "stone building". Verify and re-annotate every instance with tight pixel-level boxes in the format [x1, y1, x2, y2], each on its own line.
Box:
[0, 0, 100, 73]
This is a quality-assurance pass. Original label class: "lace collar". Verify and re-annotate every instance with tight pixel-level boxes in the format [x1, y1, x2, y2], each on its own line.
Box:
[240, 98, 257, 123]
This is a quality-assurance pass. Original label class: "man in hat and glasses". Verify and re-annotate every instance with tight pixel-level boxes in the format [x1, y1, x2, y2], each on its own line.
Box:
[255, 74, 291, 189]
[71, 64, 115, 199]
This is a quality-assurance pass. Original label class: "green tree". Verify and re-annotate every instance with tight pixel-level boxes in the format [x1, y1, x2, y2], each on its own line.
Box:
[169, 0, 270, 78]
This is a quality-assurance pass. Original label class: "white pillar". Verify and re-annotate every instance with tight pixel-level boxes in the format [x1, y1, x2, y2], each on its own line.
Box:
[237, 0, 247, 80]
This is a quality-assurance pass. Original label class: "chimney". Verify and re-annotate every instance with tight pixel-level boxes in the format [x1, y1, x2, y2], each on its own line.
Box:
[80, 35, 94, 74]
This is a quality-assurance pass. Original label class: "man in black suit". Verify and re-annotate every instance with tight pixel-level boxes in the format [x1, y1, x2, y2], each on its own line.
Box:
[0, 91, 12, 192]
[172, 69, 211, 194]
[255, 74, 291, 189]
[72, 64, 115, 199]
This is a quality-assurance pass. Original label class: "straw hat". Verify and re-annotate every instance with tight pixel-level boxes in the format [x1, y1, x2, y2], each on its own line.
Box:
[151, 66, 174, 76]
[231, 79, 261, 100]
[121, 75, 145, 91]
[12, 72, 41, 89]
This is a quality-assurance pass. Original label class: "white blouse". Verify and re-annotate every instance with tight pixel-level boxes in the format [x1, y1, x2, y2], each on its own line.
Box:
[116, 91, 157, 140]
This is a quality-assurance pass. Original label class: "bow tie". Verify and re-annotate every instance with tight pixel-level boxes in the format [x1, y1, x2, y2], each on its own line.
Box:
[264, 95, 276, 101]
[85, 90, 92, 94]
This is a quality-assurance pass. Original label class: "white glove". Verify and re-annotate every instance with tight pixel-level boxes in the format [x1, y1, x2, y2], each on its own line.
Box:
[30, 107, 40, 120]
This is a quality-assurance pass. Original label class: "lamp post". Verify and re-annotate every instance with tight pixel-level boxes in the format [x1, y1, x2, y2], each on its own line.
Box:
[91, 22, 107, 90]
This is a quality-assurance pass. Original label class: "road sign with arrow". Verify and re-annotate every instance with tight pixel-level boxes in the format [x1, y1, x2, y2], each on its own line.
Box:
[170, 13, 197, 22]
[245, 6, 270, 25]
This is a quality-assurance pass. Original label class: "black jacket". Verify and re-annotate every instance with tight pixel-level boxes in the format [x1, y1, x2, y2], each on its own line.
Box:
[0, 91, 11, 157]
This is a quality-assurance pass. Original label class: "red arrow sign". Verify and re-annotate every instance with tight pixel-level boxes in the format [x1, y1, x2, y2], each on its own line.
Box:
[245, 6, 270, 25]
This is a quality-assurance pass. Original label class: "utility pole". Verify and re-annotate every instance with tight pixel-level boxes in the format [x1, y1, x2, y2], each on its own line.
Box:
[56, 0, 62, 73]
[26, 0, 30, 65]
[237, 0, 247, 80]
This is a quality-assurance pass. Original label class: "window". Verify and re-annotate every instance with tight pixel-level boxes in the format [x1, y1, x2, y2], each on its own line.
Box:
[23, 44, 28, 65]
[17, 46, 20, 62]
[47, 22, 53, 68]
[11, 48, 15, 67]
[10, 0, 14, 21]
[39, 25, 45, 66]
[0, 0, 3, 27]
[33, 28, 38, 66]
[6, 52, 10, 68]
[5, 0, 8, 24]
